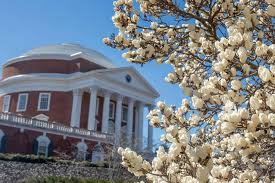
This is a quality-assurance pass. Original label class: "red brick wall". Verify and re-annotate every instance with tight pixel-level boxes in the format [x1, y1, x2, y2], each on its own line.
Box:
[0, 125, 42, 154]
[0, 125, 99, 156]
[0, 91, 133, 133]
[46, 133, 74, 157]
[2, 58, 105, 79]
[0, 91, 110, 130]
[0, 91, 73, 126]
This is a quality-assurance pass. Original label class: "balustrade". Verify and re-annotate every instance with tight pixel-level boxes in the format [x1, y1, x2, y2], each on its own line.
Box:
[0, 112, 113, 144]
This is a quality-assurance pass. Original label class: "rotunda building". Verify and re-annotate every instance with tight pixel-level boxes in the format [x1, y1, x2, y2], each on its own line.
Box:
[0, 44, 159, 161]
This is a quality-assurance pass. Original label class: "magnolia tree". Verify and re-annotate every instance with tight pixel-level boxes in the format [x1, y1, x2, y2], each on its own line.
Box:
[103, 0, 275, 182]
[105, 134, 154, 181]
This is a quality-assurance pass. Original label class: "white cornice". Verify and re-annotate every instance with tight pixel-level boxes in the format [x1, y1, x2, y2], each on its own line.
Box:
[0, 68, 159, 105]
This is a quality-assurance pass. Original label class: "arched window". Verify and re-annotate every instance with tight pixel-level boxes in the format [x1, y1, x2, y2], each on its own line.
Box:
[91, 143, 104, 164]
[76, 142, 88, 161]
[35, 135, 51, 157]
[0, 129, 7, 153]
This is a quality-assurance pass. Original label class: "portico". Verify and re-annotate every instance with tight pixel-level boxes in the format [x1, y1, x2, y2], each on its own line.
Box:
[70, 84, 154, 152]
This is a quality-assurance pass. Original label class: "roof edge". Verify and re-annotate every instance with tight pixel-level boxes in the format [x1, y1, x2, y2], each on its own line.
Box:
[3, 53, 116, 69]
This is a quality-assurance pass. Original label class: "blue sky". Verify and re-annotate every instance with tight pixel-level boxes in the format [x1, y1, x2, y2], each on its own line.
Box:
[0, 0, 183, 146]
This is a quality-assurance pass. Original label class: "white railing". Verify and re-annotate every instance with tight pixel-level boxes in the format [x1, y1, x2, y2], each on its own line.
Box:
[0, 112, 113, 144]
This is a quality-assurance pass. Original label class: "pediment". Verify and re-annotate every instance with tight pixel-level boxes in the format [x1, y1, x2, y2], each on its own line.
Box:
[93, 67, 159, 98]
[33, 114, 49, 121]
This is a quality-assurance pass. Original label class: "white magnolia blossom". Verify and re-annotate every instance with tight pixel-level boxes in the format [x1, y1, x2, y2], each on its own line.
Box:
[191, 96, 205, 109]
[237, 47, 248, 63]
[267, 5, 275, 16]
[231, 80, 242, 91]
[250, 96, 261, 110]
[267, 94, 275, 111]
[258, 66, 272, 82]
[105, 0, 275, 182]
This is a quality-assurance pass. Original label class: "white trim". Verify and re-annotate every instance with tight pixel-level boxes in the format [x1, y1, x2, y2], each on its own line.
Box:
[2, 95, 11, 112]
[33, 114, 50, 121]
[0, 67, 159, 105]
[0, 117, 112, 144]
[38, 93, 51, 111]
[109, 101, 115, 120]
[0, 78, 155, 105]
[0, 67, 159, 97]
[16, 93, 28, 112]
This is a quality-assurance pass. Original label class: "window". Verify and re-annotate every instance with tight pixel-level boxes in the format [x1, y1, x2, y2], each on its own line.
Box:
[91, 143, 104, 164]
[38, 93, 51, 111]
[36, 135, 50, 157]
[76, 142, 87, 161]
[109, 102, 115, 119]
[2, 95, 10, 112]
[76, 150, 86, 161]
[16, 93, 28, 112]
[122, 106, 128, 122]
[37, 141, 47, 156]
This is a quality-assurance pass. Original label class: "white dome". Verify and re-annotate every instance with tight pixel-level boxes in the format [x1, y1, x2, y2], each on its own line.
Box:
[5, 43, 116, 68]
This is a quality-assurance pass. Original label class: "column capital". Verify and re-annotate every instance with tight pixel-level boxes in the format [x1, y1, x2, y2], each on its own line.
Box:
[73, 89, 83, 96]
[138, 101, 146, 108]
[103, 90, 112, 97]
[116, 94, 124, 101]
[89, 86, 98, 93]
[128, 98, 135, 104]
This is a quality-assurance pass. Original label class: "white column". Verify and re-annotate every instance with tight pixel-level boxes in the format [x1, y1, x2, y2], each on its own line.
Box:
[88, 87, 98, 131]
[126, 98, 135, 145]
[134, 107, 139, 148]
[101, 91, 112, 134]
[70, 89, 83, 128]
[137, 102, 145, 151]
[115, 95, 123, 146]
[147, 105, 154, 152]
